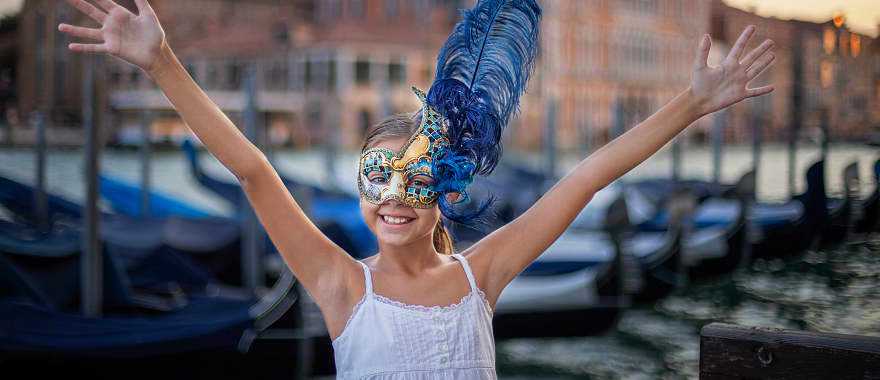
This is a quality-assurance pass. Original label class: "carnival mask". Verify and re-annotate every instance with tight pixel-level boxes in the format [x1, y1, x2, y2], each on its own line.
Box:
[357, 87, 451, 208]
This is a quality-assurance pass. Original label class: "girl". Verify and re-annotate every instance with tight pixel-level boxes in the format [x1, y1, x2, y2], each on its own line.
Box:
[59, 0, 774, 378]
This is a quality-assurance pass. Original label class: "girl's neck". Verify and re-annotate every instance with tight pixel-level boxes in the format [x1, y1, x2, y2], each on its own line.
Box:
[374, 236, 444, 276]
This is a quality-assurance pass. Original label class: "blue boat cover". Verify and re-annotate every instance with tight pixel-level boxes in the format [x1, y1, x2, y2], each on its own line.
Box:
[0, 296, 252, 357]
[99, 174, 213, 219]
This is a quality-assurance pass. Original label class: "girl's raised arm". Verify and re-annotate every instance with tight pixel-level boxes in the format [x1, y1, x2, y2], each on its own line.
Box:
[59, 0, 361, 307]
[465, 26, 775, 308]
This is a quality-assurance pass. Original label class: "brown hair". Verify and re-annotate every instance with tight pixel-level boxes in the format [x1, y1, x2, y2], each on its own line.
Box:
[361, 111, 455, 255]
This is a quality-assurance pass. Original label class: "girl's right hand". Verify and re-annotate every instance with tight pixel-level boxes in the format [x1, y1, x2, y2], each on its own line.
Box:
[58, 0, 166, 72]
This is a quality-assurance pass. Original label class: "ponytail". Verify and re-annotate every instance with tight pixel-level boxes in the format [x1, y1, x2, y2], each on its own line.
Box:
[432, 219, 455, 255]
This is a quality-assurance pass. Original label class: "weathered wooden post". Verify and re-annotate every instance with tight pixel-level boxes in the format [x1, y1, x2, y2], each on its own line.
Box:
[671, 137, 682, 182]
[700, 323, 880, 379]
[543, 97, 557, 188]
[241, 63, 265, 292]
[711, 110, 725, 185]
[751, 107, 762, 193]
[81, 55, 103, 317]
[33, 110, 48, 231]
[139, 109, 153, 217]
[787, 33, 803, 199]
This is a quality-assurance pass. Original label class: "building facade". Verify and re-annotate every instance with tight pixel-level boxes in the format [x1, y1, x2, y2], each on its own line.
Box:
[514, 0, 713, 152]
[17, 0, 461, 147]
[14, 0, 880, 149]
[711, 1, 880, 143]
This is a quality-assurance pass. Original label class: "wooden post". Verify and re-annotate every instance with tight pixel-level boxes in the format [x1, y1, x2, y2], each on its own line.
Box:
[711, 110, 725, 185]
[241, 63, 265, 292]
[751, 107, 762, 194]
[139, 109, 152, 218]
[700, 323, 880, 379]
[788, 33, 803, 199]
[81, 55, 103, 317]
[820, 107, 830, 162]
[671, 137, 682, 182]
[543, 97, 557, 187]
[33, 110, 48, 231]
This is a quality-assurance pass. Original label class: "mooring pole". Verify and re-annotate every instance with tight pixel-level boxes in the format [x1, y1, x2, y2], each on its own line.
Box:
[139, 109, 152, 217]
[33, 110, 48, 231]
[241, 63, 264, 291]
[81, 55, 103, 317]
[671, 137, 682, 182]
[711, 110, 725, 185]
[543, 97, 557, 188]
[751, 107, 762, 197]
[788, 34, 803, 198]
[820, 107, 830, 162]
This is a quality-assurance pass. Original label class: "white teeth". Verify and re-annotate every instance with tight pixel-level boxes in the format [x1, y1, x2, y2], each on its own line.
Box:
[382, 215, 413, 225]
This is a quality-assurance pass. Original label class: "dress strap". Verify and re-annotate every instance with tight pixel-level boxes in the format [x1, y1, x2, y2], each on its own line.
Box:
[357, 260, 373, 295]
[450, 254, 478, 293]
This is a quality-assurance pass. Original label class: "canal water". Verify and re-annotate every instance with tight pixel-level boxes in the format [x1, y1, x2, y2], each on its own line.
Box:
[1, 142, 878, 379]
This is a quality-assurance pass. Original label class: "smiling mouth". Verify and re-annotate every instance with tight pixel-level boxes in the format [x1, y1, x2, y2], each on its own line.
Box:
[381, 215, 414, 225]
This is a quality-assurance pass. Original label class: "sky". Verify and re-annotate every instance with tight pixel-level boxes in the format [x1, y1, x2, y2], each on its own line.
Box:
[0, 0, 20, 18]
[0, 0, 876, 36]
[725, 0, 879, 37]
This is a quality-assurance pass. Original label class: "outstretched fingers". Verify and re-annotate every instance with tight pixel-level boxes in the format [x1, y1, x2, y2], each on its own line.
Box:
[746, 86, 774, 98]
[694, 34, 711, 70]
[92, 0, 123, 13]
[740, 39, 773, 67]
[726, 25, 755, 63]
[746, 52, 775, 79]
[65, 0, 107, 24]
[58, 23, 103, 41]
[68, 43, 109, 54]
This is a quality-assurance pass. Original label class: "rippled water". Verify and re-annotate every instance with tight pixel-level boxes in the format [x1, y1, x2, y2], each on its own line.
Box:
[1, 142, 878, 379]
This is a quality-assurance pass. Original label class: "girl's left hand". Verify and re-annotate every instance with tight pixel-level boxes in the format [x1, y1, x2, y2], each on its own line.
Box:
[690, 25, 775, 117]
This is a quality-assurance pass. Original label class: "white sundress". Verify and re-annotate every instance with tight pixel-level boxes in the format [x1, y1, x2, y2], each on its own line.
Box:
[331, 253, 497, 379]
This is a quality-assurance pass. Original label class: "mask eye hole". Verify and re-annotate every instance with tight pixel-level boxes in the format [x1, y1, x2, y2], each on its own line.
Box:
[367, 170, 390, 184]
[409, 174, 434, 189]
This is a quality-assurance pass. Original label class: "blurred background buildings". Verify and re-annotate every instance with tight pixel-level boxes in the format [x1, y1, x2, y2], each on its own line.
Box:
[3, 0, 880, 151]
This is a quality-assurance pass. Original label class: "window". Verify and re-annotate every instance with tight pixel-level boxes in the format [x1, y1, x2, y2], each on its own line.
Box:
[327, 59, 337, 89]
[227, 62, 242, 90]
[385, 0, 399, 18]
[207, 64, 219, 88]
[359, 109, 372, 137]
[185, 63, 198, 83]
[304, 60, 313, 89]
[349, 0, 365, 19]
[421, 63, 433, 83]
[266, 62, 288, 90]
[388, 59, 405, 84]
[110, 69, 122, 86]
[355, 58, 370, 85]
[130, 68, 141, 87]
[320, 0, 341, 21]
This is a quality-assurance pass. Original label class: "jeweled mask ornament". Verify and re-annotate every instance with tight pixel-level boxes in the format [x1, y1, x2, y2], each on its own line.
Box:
[357, 87, 454, 209]
[358, 0, 541, 226]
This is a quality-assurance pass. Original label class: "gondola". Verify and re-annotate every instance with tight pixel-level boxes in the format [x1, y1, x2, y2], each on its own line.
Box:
[181, 139, 376, 258]
[98, 174, 213, 219]
[486, 194, 634, 339]
[461, 164, 688, 303]
[0, 174, 354, 286]
[626, 160, 831, 260]
[0, 225, 300, 378]
[628, 170, 754, 278]
[855, 158, 880, 233]
[0, 174, 81, 226]
[817, 161, 858, 247]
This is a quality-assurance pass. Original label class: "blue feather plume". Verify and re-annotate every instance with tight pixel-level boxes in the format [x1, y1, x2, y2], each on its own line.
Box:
[426, 0, 541, 225]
